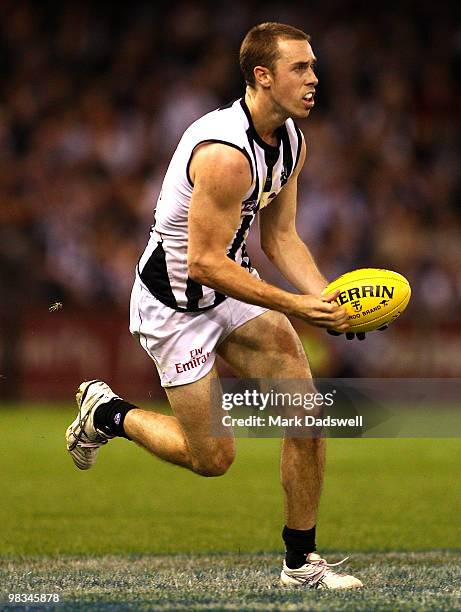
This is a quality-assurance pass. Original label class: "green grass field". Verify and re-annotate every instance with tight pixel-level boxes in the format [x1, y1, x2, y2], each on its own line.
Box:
[1, 405, 461, 609]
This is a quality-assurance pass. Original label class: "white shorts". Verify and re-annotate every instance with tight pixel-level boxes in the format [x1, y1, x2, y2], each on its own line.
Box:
[129, 275, 268, 387]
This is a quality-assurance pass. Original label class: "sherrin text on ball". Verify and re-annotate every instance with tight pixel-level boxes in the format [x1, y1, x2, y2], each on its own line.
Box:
[323, 268, 411, 333]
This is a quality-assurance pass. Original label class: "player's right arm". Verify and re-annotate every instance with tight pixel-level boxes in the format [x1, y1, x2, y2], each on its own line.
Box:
[187, 143, 348, 330]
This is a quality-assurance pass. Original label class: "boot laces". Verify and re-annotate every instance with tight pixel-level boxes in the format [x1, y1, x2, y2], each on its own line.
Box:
[301, 556, 350, 587]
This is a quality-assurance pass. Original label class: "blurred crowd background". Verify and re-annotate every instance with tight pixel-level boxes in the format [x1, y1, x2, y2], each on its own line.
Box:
[1, 0, 461, 397]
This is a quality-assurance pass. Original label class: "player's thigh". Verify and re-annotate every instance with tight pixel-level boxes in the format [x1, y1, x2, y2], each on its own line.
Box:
[164, 364, 235, 468]
[217, 309, 311, 379]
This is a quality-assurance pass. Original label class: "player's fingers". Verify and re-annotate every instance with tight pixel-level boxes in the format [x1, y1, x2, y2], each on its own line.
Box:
[327, 307, 348, 323]
[317, 313, 349, 330]
[321, 289, 340, 303]
[334, 321, 350, 332]
[316, 300, 345, 314]
[312, 310, 348, 325]
[316, 318, 349, 331]
[335, 308, 348, 321]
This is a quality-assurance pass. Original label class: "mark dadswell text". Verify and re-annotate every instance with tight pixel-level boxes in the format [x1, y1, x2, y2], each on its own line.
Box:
[222, 415, 363, 428]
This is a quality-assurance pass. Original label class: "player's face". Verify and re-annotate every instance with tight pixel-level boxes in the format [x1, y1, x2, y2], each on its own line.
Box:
[270, 39, 318, 119]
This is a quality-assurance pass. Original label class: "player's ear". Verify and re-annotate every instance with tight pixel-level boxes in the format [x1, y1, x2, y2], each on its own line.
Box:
[253, 65, 272, 88]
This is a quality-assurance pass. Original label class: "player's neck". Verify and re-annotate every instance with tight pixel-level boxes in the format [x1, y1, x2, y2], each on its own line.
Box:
[244, 89, 286, 147]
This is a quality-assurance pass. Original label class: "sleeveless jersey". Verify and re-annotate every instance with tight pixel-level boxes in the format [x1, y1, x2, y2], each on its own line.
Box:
[137, 98, 304, 312]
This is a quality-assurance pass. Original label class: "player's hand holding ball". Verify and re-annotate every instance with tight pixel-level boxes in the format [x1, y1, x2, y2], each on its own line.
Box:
[323, 268, 411, 340]
[291, 290, 350, 331]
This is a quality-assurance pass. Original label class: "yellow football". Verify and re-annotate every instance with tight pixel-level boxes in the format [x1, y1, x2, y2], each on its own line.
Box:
[323, 268, 411, 333]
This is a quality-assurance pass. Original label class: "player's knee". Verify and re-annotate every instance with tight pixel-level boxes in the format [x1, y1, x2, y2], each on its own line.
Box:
[193, 445, 235, 477]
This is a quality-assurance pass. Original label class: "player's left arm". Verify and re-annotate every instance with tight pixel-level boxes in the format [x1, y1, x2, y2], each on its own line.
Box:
[259, 139, 327, 296]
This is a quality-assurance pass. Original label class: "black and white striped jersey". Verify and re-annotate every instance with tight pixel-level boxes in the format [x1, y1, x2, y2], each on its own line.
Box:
[137, 98, 304, 312]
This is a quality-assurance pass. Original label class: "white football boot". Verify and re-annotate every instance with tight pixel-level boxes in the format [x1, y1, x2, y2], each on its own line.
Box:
[280, 552, 363, 590]
[66, 380, 119, 470]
